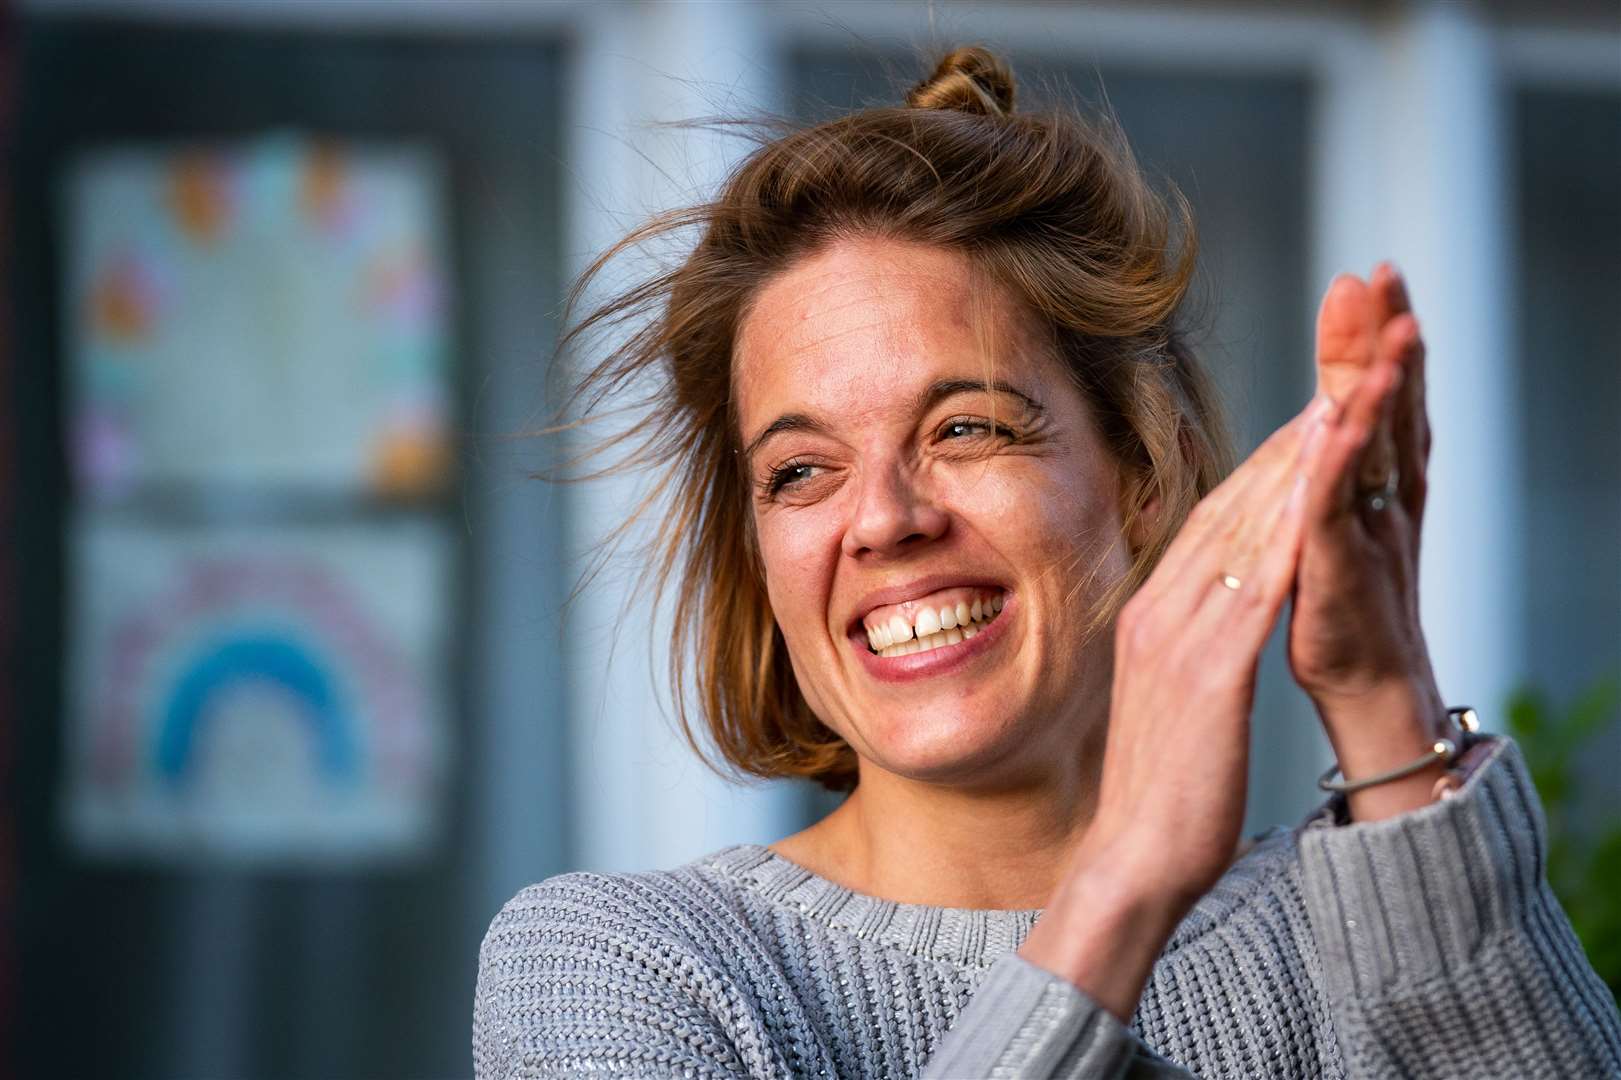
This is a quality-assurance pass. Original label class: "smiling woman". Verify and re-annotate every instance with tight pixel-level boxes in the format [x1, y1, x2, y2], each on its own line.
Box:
[473, 47, 1621, 1079]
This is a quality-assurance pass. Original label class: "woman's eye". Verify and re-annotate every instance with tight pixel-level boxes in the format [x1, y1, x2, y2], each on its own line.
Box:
[766, 461, 818, 494]
[940, 418, 1011, 442]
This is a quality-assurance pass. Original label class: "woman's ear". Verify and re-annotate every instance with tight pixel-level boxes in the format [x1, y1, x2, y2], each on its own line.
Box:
[1118, 464, 1161, 558]
[1128, 495, 1161, 558]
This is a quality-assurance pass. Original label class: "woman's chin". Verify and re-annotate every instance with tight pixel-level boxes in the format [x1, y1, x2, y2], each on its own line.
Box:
[853, 707, 1026, 782]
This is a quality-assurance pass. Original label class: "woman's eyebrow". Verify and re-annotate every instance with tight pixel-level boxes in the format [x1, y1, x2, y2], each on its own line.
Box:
[917, 377, 1045, 415]
[744, 413, 827, 462]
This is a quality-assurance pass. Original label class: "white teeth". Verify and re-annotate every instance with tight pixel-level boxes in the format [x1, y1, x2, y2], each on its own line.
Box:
[916, 607, 942, 637]
[866, 590, 1009, 658]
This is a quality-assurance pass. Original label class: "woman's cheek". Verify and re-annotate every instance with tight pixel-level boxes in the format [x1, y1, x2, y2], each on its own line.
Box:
[940, 463, 1058, 543]
[757, 510, 848, 736]
[757, 506, 844, 641]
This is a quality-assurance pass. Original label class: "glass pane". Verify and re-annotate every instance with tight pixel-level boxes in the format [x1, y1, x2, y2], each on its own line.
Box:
[65, 136, 453, 500]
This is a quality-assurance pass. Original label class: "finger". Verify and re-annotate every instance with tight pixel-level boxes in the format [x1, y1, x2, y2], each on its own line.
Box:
[1369, 261, 1411, 323]
[1301, 345, 1404, 527]
[1183, 416, 1324, 657]
[1153, 404, 1334, 627]
[1314, 274, 1377, 406]
[1135, 410, 1308, 604]
[1352, 263, 1411, 495]
[1388, 315, 1429, 524]
[1138, 395, 1333, 607]
[1354, 314, 1413, 493]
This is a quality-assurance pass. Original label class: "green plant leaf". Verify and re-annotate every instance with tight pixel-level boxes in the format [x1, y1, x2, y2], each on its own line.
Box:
[1567, 673, 1621, 744]
[1506, 669, 1621, 1001]
[1507, 685, 1547, 742]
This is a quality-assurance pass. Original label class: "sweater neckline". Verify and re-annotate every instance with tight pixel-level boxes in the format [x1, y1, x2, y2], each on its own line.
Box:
[698, 827, 1297, 969]
[699, 842, 1045, 969]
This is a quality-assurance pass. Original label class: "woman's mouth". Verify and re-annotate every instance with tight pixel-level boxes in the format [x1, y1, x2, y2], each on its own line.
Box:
[848, 585, 1014, 683]
[859, 586, 1007, 656]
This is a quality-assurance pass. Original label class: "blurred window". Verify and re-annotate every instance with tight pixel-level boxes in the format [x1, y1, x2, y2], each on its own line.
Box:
[63, 134, 456, 864]
[1511, 84, 1621, 815]
[16, 18, 565, 1079]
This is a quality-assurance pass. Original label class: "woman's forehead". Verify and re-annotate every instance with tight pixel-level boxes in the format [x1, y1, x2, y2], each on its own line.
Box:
[734, 237, 1049, 431]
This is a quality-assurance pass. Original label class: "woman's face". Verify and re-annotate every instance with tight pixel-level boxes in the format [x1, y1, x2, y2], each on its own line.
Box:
[734, 236, 1133, 791]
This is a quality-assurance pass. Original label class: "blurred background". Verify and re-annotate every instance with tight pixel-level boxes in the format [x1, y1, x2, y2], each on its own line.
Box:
[6, 0, 1618, 1076]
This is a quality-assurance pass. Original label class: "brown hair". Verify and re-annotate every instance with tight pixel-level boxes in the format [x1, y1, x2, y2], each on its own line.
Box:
[556, 46, 1234, 792]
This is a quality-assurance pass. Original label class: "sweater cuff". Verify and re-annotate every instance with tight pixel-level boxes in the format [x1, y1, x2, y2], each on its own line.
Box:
[1297, 735, 1543, 998]
[923, 952, 1149, 1079]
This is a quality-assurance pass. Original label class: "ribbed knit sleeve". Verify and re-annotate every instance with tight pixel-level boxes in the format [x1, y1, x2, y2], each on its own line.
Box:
[921, 952, 1194, 1078]
[1297, 736, 1621, 1078]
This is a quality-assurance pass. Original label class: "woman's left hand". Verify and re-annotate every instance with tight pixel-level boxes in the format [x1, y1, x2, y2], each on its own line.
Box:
[1289, 263, 1450, 821]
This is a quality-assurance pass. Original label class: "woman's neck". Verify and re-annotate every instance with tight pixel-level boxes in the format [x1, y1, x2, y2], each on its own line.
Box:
[769, 750, 1103, 911]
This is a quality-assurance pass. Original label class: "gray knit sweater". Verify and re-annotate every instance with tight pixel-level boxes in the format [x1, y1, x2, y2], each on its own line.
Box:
[473, 737, 1621, 1077]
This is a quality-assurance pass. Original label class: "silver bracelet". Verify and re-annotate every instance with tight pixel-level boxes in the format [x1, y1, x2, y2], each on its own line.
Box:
[1317, 706, 1482, 795]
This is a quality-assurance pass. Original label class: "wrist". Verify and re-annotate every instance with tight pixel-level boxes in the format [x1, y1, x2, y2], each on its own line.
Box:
[1313, 676, 1451, 821]
[1021, 845, 1186, 1020]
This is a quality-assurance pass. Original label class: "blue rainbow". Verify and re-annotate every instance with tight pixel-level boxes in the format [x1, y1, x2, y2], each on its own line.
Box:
[155, 633, 357, 786]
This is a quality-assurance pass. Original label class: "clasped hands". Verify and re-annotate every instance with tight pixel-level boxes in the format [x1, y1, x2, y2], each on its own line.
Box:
[1087, 262, 1449, 913]
[1040, 264, 1452, 1019]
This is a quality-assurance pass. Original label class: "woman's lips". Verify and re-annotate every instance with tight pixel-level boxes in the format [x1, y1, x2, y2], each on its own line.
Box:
[851, 594, 1015, 683]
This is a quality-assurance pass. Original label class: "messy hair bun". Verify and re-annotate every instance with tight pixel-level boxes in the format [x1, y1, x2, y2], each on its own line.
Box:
[904, 45, 1016, 116]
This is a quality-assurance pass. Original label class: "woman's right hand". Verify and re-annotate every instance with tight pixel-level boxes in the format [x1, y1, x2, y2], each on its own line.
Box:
[1017, 366, 1400, 1020]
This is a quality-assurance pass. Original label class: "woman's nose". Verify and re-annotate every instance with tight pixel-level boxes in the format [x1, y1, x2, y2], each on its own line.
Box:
[841, 464, 950, 558]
